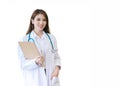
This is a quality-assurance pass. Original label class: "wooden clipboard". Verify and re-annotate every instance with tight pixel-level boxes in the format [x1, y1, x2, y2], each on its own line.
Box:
[18, 42, 40, 59]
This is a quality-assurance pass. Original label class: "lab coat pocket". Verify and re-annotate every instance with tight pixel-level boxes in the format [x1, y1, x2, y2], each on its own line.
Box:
[52, 77, 60, 86]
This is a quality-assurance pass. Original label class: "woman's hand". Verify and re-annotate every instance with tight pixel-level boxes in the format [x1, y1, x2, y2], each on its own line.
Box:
[51, 66, 60, 79]
[35, 56, 44, 66]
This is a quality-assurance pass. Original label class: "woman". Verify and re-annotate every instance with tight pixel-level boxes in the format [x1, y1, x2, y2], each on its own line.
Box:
[18, 9, 61, 86]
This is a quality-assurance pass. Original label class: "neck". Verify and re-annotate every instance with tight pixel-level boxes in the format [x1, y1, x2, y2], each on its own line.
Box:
[34, 30, 43, 38]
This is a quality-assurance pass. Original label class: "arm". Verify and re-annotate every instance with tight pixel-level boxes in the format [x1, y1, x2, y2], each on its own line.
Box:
[53, 36, 61, 69]
[51, 35, 61, 79]
[18, 45, 40, 70]
[17, 35, 43, 70]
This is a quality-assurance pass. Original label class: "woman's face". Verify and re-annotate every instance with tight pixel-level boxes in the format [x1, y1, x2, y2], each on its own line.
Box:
[32, 14, 47, 32]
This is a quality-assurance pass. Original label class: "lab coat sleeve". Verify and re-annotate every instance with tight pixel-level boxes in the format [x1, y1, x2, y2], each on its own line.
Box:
[18, 45, 39, 70]
[54, 51, 61, 68]
[51, 35, 61, 68]
[17, 36, 39, 70]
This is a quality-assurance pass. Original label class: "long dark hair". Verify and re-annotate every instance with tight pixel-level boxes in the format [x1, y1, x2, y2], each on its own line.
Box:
[26, 9, 50, 34]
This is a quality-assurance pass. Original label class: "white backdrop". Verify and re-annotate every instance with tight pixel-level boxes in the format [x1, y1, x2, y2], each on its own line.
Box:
[0, 0, 120, 86]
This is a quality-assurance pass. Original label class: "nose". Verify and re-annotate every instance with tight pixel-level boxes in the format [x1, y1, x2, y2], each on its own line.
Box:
[39, 20, 43, 24]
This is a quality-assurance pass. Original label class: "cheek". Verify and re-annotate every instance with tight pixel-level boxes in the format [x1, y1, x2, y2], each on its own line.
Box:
[44, 22, 47, 26]
[35, 22, 39, 27]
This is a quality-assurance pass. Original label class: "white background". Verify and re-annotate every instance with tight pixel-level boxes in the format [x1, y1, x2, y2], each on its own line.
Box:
[0, 0, 120, 86]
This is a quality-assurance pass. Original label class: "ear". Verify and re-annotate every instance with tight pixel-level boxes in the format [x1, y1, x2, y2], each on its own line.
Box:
[31, 19, 34, 24]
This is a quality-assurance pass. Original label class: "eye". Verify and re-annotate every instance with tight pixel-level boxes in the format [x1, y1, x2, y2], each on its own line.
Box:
[43, 19, 46, 21]
[37, 18, 40, 21]
[36, 18, 46, 21]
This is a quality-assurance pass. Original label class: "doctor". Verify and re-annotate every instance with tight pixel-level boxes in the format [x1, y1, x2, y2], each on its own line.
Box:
[18, 9, 61, 86]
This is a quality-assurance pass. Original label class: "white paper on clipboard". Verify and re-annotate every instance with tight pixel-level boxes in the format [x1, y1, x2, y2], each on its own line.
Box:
[18, 42, 40, 59]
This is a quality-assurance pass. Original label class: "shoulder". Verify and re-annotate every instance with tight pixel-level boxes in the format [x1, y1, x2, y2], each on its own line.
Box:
[46, 33, 56, 41]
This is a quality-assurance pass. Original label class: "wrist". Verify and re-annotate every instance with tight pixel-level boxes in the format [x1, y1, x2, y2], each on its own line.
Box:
[55, 66, 60, 72]
[35, 61, 39, 65]
[35, 59, 39, 65]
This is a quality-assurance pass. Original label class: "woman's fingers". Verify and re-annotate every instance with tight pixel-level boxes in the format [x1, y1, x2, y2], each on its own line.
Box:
[51, 71, 59, 79]
[35, 56, 45, 66]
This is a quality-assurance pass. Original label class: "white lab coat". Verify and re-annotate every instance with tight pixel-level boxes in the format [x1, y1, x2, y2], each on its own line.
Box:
[18, 31, 61, 86]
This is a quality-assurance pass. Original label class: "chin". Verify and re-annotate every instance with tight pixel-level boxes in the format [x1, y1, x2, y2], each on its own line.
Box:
[39, 29, 44, 32]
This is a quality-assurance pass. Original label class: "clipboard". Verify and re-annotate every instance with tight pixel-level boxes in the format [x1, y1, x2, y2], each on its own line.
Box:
[18, 42, 40, 59]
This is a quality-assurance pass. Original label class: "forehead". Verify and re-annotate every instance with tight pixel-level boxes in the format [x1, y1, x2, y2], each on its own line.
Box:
[35, 14, 46, 19]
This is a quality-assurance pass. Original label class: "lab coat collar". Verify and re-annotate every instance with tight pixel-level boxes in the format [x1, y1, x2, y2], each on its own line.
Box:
[31, 30, 46, 40]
